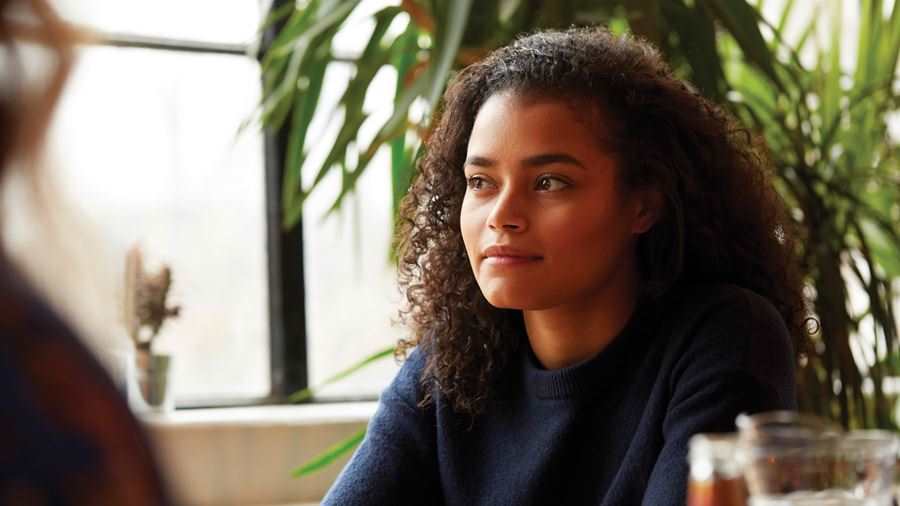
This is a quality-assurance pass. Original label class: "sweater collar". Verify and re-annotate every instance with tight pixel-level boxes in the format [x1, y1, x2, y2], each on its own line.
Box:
[519, 305, 652, 400]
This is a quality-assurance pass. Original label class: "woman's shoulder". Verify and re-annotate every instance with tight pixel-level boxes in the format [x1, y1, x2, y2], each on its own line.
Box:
[381, 346, 430, 408]
[657, 282, 796, 398]
[662, 282, 788, 340]
[650, 282, 794, 371]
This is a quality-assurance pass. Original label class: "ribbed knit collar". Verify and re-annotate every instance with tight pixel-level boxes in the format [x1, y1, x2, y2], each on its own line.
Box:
[519, 305, 651, 400]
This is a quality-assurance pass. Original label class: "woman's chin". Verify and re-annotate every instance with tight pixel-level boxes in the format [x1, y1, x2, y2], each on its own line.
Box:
[482, 290, 552, 311]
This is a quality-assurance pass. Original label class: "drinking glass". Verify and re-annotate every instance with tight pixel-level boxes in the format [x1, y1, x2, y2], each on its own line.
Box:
[736, 411, 898, 506]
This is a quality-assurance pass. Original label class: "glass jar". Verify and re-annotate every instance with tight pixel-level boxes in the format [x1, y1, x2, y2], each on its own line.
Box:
[736, 411, 897, 506]
[688, 433, 748, 506]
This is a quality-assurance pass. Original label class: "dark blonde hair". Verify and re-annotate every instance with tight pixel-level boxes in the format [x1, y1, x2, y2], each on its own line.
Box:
[395, 27, 805, 417]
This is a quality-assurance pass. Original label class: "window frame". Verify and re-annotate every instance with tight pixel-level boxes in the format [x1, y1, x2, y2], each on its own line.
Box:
[262, 0, 309, 404]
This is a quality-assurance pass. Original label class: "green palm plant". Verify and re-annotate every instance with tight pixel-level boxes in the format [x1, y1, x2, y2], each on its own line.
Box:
[258, 0, 780, 229]
[256, 0, 900, 475]
[719, 0, 900, 429]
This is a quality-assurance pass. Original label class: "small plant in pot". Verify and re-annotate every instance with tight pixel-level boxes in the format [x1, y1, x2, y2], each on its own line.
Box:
[124, 244, 181, 411]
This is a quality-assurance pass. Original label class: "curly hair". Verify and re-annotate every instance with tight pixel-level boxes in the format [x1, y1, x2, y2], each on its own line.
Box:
[395, 27, 806, 417]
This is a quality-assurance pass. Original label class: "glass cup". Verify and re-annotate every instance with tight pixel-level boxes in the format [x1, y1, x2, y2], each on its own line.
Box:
[736, 411, 898, 506]
[688, 433, 748, 506]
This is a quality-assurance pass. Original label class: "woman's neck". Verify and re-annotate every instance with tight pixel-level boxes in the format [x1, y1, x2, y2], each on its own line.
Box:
[523, 274, 639, 370]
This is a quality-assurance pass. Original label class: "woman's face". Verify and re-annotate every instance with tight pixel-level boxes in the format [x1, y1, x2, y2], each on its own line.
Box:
[460, 91, 656, 311]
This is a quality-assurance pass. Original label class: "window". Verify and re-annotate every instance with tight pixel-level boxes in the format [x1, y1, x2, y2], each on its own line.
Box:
[52, 0, 260, 45]
[25, 0, 270, 405]
[48, 45, 270, 403]
[280, 0, 405, 399]
[9, 0, 404, 406]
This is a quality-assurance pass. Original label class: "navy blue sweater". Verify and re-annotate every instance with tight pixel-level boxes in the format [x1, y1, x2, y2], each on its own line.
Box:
[323, 284, 797, 505]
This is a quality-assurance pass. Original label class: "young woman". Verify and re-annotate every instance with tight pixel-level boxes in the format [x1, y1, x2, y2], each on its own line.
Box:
[324, 27, 804, 505]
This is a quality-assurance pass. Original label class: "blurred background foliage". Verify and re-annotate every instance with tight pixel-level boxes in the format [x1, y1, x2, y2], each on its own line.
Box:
[257, 0, 900, 445]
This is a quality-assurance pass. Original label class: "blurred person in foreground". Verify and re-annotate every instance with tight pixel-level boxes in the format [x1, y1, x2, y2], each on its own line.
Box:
[0, 0, 172, 504]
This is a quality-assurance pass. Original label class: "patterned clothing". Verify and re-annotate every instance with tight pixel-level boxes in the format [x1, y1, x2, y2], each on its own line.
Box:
[0, 255, 171, 505]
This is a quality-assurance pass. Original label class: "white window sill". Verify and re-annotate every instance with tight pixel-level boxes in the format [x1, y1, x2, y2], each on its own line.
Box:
[143, 402, 378, 427]
[142, 402, 377, 506]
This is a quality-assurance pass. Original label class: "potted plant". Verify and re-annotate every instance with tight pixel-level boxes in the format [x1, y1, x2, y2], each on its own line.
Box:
[124, 244, 181, 411]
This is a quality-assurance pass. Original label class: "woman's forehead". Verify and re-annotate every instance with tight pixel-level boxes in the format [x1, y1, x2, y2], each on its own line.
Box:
[470, 90, 617, 151]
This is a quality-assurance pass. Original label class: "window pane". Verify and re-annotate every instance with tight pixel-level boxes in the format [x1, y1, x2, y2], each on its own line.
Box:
[45, 46, 269, 402]
[51, 0, 265, 45]
[303, 152, 404, 398]
[302, 26, 404, 397]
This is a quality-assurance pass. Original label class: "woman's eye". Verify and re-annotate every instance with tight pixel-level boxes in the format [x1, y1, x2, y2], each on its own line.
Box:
[466, 176, 490, 191]
[535, 175, 569, 192]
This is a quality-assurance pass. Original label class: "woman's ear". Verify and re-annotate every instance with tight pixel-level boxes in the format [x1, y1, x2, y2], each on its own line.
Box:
[631, 188, 663, 235]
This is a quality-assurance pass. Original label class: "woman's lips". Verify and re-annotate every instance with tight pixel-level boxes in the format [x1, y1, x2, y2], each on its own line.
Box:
[483, 255, 542, 266]
[481, 245, 542, 266]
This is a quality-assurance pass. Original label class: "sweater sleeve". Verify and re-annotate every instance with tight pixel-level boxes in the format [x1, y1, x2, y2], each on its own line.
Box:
[322, 349, 440, 506]
[640, 287, 797, 506]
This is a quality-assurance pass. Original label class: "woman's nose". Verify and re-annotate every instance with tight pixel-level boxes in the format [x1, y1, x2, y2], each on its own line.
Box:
[486, 189, 528, 232]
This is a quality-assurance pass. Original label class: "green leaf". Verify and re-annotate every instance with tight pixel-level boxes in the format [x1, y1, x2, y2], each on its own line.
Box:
[287, 346, 395, 403]
[391, 141, 418, 220]
[663, 1, 725, 101]
[887, 1, 900, 76]
[708, 0, 782, 89]
[729, 61, 778, 118]
[263, 2, 318, 67]
[285, 8, 407, 226]
[820, 0, 843, 132]
[774, 0, 795, 41]
[390, 27, 421, 218]
[257, 1, 298, 37]
[291, 427, 367, 477]
[425, 0, 474, 107]
[791, 2, 819, 53]
[259, 0, 358, 135]
[859, 219, 900, 278]
[314, 61, 431, 219]
[853, 0, 877, 89]
[303, 104, 371, 204]
[377, 66, 430, 143]
[281, 55, 329, 227]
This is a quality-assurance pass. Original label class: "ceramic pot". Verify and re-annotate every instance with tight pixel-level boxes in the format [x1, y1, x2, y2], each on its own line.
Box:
[134, 349, 173, 412]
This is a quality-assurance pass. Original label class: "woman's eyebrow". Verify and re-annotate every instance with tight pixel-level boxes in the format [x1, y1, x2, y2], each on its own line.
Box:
[464, 152, 587, 169]
[522, 153, 587, 169]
